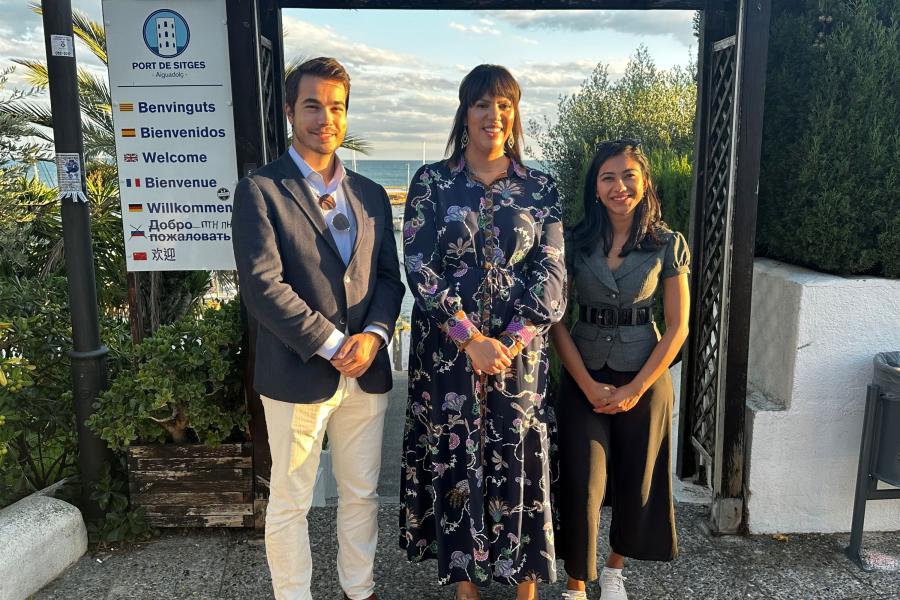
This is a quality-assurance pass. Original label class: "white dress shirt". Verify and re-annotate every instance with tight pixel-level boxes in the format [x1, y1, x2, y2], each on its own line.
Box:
[288, 146, 389, 359]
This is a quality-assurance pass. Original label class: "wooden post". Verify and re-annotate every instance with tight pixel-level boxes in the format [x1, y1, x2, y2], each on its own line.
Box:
[709, 0, 771, 534]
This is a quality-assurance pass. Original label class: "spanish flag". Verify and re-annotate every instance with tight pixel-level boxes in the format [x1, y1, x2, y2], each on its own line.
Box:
[122, 128, 136, 137]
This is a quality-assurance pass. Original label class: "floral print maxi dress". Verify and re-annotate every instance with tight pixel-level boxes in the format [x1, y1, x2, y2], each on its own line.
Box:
[399, 158, 567, 587]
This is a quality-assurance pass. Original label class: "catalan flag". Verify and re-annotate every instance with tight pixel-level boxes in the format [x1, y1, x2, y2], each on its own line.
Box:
[119, 103, 134, 112]
[132, 252, 147, 261]
[128, 203, 143, 212]
[121, 128, 136, 137]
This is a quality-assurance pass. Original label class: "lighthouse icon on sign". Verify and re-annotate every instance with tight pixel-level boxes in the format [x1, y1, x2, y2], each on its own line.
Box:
[143, 9, 190, 58]
[156, 17, 177, 56]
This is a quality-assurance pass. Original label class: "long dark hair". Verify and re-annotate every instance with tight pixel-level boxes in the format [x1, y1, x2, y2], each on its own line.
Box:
[569, 139, 664, 257]
[445, 64, 524, 166]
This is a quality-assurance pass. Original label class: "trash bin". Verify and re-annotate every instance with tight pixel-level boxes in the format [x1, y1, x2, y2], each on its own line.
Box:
[872, 352, 900, 487]
[846, 351, 900, 569]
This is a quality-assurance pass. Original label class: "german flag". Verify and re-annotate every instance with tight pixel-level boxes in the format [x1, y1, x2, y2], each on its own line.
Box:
[121, 128, 136, 137]
[128, 203, 143, 212]
[119, 103, 134, 112]
[132, 252, 147, 261]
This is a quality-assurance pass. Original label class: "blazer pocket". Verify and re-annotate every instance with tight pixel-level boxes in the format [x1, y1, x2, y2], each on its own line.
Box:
[571, 322, 606, 370]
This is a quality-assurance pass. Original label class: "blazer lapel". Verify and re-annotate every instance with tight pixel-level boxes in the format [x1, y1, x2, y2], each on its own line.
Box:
[342, 174, 370, 263]
[613, 248, 656, 282]
[277, 154, 342, 262]
[581, 248, 619, 293]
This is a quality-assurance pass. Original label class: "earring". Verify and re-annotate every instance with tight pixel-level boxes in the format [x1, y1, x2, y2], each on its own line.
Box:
[507, 134, 515, 149]
[461, 127, 469, 148]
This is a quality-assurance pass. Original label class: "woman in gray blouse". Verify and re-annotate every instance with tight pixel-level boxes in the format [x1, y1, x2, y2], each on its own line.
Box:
[551, 140, 691, 600]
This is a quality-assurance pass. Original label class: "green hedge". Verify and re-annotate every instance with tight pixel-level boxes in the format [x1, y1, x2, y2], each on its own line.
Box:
[757, 0, 900, 277]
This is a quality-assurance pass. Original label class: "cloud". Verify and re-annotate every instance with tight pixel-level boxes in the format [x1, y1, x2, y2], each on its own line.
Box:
[494, 10, 695, 46]
[448, 22, 500, 36]
[281, 16, 417, 69]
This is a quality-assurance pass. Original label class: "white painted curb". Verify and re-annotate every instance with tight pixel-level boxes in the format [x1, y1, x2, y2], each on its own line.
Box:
[0, 494, 87, 600]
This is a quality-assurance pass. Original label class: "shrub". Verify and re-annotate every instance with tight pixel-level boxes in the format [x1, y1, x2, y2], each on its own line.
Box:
[0, 276, 129, 506]
[88, 299, 247, 449]
[757, 0, 900, 277]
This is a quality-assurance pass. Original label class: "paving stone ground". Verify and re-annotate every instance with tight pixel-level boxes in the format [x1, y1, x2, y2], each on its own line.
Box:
[34, 374, 900, 599]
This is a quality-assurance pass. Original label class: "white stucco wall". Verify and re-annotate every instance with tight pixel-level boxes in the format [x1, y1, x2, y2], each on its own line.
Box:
[745, 259, 900, 534]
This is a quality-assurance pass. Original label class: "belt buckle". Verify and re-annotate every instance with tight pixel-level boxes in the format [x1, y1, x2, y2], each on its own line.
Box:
[598, 305, 617, 328]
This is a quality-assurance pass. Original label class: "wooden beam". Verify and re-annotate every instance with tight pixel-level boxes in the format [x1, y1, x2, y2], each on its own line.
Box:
[710, 0, 771, 534]
[278, 0, 725, 9]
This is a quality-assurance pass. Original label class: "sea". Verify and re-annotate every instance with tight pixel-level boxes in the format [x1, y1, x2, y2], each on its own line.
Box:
[30, 158, 544, 328]
[347, 158, 544, 188]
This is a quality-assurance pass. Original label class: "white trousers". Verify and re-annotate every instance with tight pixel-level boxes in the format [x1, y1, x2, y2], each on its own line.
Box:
[262, 376, 389, 600]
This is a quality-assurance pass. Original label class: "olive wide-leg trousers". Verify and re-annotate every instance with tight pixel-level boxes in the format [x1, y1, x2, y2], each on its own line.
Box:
[555, 366, 678, 582]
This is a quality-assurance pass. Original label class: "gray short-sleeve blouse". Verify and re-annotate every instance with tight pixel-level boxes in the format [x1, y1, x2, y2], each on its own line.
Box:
[565, 227, 691, 372]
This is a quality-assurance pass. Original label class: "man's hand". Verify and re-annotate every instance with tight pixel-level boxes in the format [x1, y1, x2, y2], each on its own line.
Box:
[331, 332, 382, 378]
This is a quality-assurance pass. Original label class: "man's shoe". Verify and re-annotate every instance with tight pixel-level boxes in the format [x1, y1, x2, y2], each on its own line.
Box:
[599, 567, 628, 600]
[561, 591, 588, 599]
[343, 594, 377, 600]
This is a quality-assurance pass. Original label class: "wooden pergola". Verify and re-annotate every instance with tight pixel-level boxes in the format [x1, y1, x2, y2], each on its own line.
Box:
[224, 0, 771, 534]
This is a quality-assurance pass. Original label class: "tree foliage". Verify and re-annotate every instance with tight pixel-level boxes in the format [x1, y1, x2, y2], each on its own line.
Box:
[527, 45, 696, 222]
[757, 0, 900, 277]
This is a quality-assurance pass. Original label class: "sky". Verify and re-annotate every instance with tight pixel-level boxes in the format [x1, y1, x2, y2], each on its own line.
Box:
[0, 1, 696, 160]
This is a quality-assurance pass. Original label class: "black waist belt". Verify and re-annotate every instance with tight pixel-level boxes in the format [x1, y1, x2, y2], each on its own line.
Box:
[578, 304, 651, 327]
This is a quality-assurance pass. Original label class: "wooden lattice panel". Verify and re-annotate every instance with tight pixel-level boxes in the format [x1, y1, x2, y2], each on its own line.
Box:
[690, 39, 736, 465]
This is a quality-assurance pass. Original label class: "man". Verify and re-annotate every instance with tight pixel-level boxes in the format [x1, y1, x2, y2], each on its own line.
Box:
[232, 57, 404, 600]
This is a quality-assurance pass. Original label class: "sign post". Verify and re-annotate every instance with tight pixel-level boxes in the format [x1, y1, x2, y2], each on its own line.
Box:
[42, 0, 110, 521]
[103, 0, 239, 272]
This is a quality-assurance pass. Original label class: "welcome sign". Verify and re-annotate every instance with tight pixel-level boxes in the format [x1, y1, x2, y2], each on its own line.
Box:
[103, 0, 238, 271]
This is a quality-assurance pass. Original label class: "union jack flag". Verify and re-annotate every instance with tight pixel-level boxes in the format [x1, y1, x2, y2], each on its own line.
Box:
[124, 153, 138, 162]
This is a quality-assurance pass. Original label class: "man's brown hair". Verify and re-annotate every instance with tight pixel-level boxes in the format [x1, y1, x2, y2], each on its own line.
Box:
[285, 57, 351, 110]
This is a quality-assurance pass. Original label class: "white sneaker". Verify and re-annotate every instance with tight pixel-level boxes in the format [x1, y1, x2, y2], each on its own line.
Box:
[599, 567, 628, 600]
[561, 591, 588, 600]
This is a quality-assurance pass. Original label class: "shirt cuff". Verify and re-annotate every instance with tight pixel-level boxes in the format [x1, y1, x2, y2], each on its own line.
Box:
[315, 327, 346, 360]
[363, 325, 390, 349]
[503, 315, 537, 348]
[444, 310, 481, 348]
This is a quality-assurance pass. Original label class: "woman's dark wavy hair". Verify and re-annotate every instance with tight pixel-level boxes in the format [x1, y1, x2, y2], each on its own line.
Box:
[569, 139, 664, 258]
[445, 64, 524, 167]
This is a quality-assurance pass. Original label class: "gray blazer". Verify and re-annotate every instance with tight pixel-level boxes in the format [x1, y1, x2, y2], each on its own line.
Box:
[567, 229, 690, 372]
[232, 152, 405, 403]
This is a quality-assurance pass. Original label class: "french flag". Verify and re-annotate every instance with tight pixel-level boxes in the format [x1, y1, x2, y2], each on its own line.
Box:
[126, 178, 141, 188]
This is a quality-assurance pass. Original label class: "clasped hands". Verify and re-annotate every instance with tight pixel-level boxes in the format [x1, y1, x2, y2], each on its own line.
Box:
[330, 332, 381, 378]
[464, 335, 517, 376]
[581, 378, 643, 414]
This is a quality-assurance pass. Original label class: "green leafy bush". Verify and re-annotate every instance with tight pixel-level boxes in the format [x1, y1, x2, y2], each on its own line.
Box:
[757, 0, 899, 277]
[88, 299, 247, 449]
[0, 276, 128, 506]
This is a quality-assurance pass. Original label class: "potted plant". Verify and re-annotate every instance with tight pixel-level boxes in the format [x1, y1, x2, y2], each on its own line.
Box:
[88, 299, 252, 527]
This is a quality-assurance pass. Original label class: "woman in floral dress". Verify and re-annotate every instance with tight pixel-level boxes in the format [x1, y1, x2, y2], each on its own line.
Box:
[399, 65, 567, 600]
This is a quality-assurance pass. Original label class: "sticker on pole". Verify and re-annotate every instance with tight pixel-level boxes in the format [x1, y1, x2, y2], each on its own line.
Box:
[55, 153, 87, 202]
[50, 34, 75, 57]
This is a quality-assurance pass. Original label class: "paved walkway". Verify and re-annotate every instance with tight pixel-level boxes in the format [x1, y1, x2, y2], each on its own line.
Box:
[35, 373, 900, 599]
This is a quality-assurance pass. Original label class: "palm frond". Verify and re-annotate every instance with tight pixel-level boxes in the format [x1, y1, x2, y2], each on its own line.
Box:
[10, 59, 48, 88]
[341, 133, 373, 155]
[0, 100, 53, 129]
[72, 10, 107, 64]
